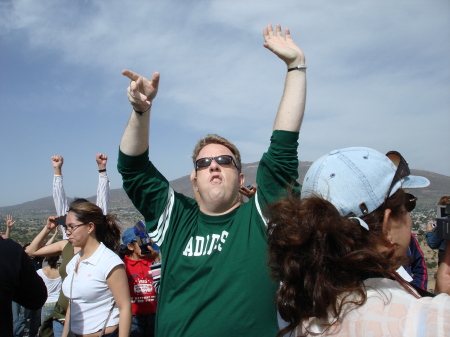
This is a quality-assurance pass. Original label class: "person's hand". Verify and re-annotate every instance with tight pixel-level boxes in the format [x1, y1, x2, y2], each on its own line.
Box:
[52, 155, 64, 175]
[148, 246, 161, 262]
[263, 24, 305, 68]
[239, 184, 257, 199]
[5, 214, 15, 228]
[122, 70, 160, 111]
[51, 155, 64, 169]
[143, 245, 159, 259]
[426, 222, 436, 231]
[143, 240, 160, 261]
[46, 216, 61, 231]
[96, 153, 108, 171]
[51, 226, 59, 236]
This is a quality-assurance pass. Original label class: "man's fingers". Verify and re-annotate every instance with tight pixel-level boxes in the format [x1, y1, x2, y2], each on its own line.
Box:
[285, 28, 292, 40]
[263, 24, 274, 42]
[130, 80, 138, 92]
[276, 24, 282, 37]
[52, 155, 63, 163]
[151, 72, 160, 87]
[122, 69, 140, 81]
[267, 24, 274, 37]
[128, 82, 142, 101]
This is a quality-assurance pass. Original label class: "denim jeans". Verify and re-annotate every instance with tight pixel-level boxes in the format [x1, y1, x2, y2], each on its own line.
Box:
[130, 314, 156, 337]
[12, 302, 41, 337]
[41, 303, 56, 325]
[12, 302, 22, 336]
[52, 319, 64, 337]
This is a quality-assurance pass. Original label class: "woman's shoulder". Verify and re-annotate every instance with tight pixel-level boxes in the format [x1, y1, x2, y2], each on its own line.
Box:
[99, 244, 124, 266]
[363, 277, 450, 314]
[312, 279, 450, 336]
[364, 278, 417, 300]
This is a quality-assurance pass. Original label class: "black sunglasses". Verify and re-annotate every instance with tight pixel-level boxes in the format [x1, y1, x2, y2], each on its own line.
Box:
[404, 193, 417, 212]
[386, 151, 410, 198]
[195, 155, 238, 171]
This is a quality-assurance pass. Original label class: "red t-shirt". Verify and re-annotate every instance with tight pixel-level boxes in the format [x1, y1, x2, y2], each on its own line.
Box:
[123, 255, 157, 315]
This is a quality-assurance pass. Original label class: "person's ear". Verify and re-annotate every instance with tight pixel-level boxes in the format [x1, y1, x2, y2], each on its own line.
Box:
[382, 208, 393, 239]
[239, 173, 245, 187]
[87, 222, 94, 234]
[127, 243, 135, 251]
[191, 170, 199, 191]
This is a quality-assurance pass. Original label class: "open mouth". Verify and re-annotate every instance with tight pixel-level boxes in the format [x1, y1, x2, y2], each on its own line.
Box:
[210, 175, 222, 183]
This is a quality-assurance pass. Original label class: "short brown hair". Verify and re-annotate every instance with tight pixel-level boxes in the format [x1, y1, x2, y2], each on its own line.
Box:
[191, 134, 241, 172]
[438, 196, 450, 205]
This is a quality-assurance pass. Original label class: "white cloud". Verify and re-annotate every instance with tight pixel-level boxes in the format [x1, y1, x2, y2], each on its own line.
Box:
[0, 0, 448, 206]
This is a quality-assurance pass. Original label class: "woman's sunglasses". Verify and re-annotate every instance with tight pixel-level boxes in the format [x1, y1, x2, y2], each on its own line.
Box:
[386, 151, 417, 212]
[195, 155, 238, 171]
[386, 151, 410, 198]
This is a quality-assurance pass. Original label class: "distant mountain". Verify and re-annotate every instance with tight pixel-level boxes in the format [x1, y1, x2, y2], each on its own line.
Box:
[0, 161, 448, 214]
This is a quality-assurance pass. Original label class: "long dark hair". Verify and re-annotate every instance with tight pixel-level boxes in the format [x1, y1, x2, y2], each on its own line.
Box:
[68, 201, 121, 253]
[266, 189, 411, 336]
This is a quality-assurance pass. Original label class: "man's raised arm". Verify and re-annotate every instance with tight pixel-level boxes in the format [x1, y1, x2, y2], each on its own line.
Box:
[96, 153, 110, 214]
[52, 155, 68, 216]
[263, 24, 306, 132]
[120, 70, 160, 156]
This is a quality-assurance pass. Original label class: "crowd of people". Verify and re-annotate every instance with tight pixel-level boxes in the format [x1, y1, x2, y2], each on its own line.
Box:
[1, 23, 449, 337]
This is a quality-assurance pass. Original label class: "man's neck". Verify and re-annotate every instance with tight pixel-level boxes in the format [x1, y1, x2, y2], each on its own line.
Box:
[199, 200, 242, 216]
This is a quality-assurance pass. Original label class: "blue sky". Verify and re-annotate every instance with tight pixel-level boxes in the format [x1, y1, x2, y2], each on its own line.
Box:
[0, 0, 449, 207]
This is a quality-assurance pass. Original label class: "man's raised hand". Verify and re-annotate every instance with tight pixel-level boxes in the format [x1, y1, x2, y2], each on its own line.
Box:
[51, 155, 64, 169]
[122, 70, 160, 112]
[263, 24, 305, 68]
[96, 153, 108, 170]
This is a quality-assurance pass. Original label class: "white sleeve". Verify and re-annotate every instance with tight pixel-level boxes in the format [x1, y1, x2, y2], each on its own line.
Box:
[53, 175, 68, 216]
[96, 173, 110, 215]
[102, 250, 124, 280]
[53, 175, 69, 239]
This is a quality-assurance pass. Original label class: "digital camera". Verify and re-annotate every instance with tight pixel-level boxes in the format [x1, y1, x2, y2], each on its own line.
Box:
[436, 204, 450, 241]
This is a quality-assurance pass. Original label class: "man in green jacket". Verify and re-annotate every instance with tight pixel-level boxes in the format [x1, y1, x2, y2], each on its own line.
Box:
[118, 24, 306, 337]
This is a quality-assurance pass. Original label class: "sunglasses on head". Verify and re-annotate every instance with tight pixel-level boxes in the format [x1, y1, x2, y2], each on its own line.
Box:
[404, 193, 417, 212]
[386, 151, 410, 198]
[195, 155, 238, 171]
